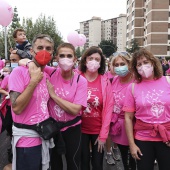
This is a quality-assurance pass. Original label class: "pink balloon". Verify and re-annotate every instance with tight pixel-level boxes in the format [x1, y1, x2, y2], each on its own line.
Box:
[0, 0, 14, 26]
[77, 34, 86, 46]
[67, 31, 79, 47]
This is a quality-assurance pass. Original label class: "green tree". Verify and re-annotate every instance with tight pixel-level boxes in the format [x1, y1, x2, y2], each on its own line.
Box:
[126, 39, 140, 54]
[98, 40, 117, 58]
[0, 30, 5, 58]
[0, 7, 21, 58]
[8, 6, 22, 48]
[10, 7, 21, 30]
[76, 47, 81, 58]
[0, 9, 63, 58]
[25, 14, 63, 53]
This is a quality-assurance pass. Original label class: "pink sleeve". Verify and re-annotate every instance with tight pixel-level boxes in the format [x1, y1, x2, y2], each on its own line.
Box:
[8, 68, 25, 93]
[123, 83, 135, 112]
[1, 76, 9, 89]
[73, 75, 87, 107]
[99, 78, 114, 142]
[44, 66, 56, 76]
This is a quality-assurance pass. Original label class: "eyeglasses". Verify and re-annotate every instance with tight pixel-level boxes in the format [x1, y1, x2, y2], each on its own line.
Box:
[59, 54, 74, 58]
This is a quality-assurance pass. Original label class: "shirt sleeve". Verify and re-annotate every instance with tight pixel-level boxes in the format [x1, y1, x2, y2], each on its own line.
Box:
[8, 68, 25, 93]
[122, 83, 136, 112]
[44, 66, 56, 76]
[1, 76, 9, 90]
[73, 75, 87, 107]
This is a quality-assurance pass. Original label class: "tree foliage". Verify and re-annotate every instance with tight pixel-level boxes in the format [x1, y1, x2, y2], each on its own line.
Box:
[0, 7, 63, 58]
[126, 39, 140, 54]
[98, 40, 117, 58]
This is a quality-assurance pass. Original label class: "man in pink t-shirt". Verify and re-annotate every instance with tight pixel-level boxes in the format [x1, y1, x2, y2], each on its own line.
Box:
[8, 34, 54, 170]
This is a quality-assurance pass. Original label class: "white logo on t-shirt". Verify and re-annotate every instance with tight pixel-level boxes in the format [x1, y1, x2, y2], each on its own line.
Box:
[144, 89, 165, 118]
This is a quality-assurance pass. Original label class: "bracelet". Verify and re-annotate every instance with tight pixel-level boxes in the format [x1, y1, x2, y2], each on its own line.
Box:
[26, 60, 34, 67]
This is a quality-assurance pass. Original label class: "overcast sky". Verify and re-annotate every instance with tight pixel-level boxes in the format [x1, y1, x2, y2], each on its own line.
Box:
[7, 0, 126, 41]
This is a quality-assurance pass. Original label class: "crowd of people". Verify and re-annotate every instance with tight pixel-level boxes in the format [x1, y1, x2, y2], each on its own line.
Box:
[0, 28, 169, 170]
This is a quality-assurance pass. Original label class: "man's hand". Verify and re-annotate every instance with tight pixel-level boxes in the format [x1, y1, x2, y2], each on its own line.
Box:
[30, 67, 43, 85]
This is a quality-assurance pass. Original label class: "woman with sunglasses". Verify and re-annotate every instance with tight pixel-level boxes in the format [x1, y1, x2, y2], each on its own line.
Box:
[109, 52, 136, 170]
[79, 46, 113, 170]
[19, 43, 87, 170]
[123, 48, 170, 170]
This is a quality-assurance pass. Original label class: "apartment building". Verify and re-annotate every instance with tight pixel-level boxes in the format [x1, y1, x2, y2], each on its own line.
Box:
[79, 15, 126, 50]
[116, 14, 127, 52]
[80, 16, 101, 48]
[127, 0, 170, 57]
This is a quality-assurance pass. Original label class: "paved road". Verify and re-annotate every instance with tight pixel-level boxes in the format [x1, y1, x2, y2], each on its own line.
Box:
[0, 131, 159, 170]
[0, 131, 11, 170]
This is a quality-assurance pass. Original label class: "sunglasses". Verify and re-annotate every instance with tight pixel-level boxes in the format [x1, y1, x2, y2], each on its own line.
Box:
[113, 51, 131, 58]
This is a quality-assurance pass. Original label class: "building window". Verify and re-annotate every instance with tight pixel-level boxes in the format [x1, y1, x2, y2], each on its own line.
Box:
[168, 35, 170, 40]
[132, 2, 134, 7]
[168, 23, 170, 28]
[132, 20, 134, 26]
[132, 11, 135, 16]
[131, 30, 134, 35]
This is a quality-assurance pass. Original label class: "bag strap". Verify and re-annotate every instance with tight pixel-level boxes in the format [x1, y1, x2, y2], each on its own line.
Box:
[13, 122, 37, 131]
[59, 116, 81, 129]
[109, 77, 114, 84]
[132, 82, 135, 96]
[50, 69, 57, 77]
[77, 74, 80, 83]
[14, 116, 81, 130]
[166, 76, 170, 84]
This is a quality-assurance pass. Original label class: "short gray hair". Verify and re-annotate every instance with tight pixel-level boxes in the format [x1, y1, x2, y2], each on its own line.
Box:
[32, 34, 54, 48]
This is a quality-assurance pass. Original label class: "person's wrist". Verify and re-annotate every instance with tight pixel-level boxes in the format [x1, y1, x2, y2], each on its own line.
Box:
[26, 60, 34, 67]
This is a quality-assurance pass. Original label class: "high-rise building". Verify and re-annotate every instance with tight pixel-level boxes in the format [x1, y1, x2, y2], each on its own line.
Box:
[101, 14, 127, 52]
[80, 16, 101, 48]
[79, 15, 127, 51]
[117, 14, 127, 52]
[127, 0, 170, 57]
[101, 17, 117, 44]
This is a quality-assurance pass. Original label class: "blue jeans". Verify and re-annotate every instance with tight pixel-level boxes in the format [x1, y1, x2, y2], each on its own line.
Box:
[16, 144, 42, 170]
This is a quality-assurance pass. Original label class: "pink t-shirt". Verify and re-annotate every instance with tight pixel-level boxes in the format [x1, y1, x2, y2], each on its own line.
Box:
[123, 76, 170, 141]
[1, 75, 9, 90]
[105, 71, 114, 79]
[8, 66, 50, 147]
[81, 75, 103, 134]
[111, 76, 133, 145]
[47, 68, 87, 130]
[1, 75, 10, 106]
